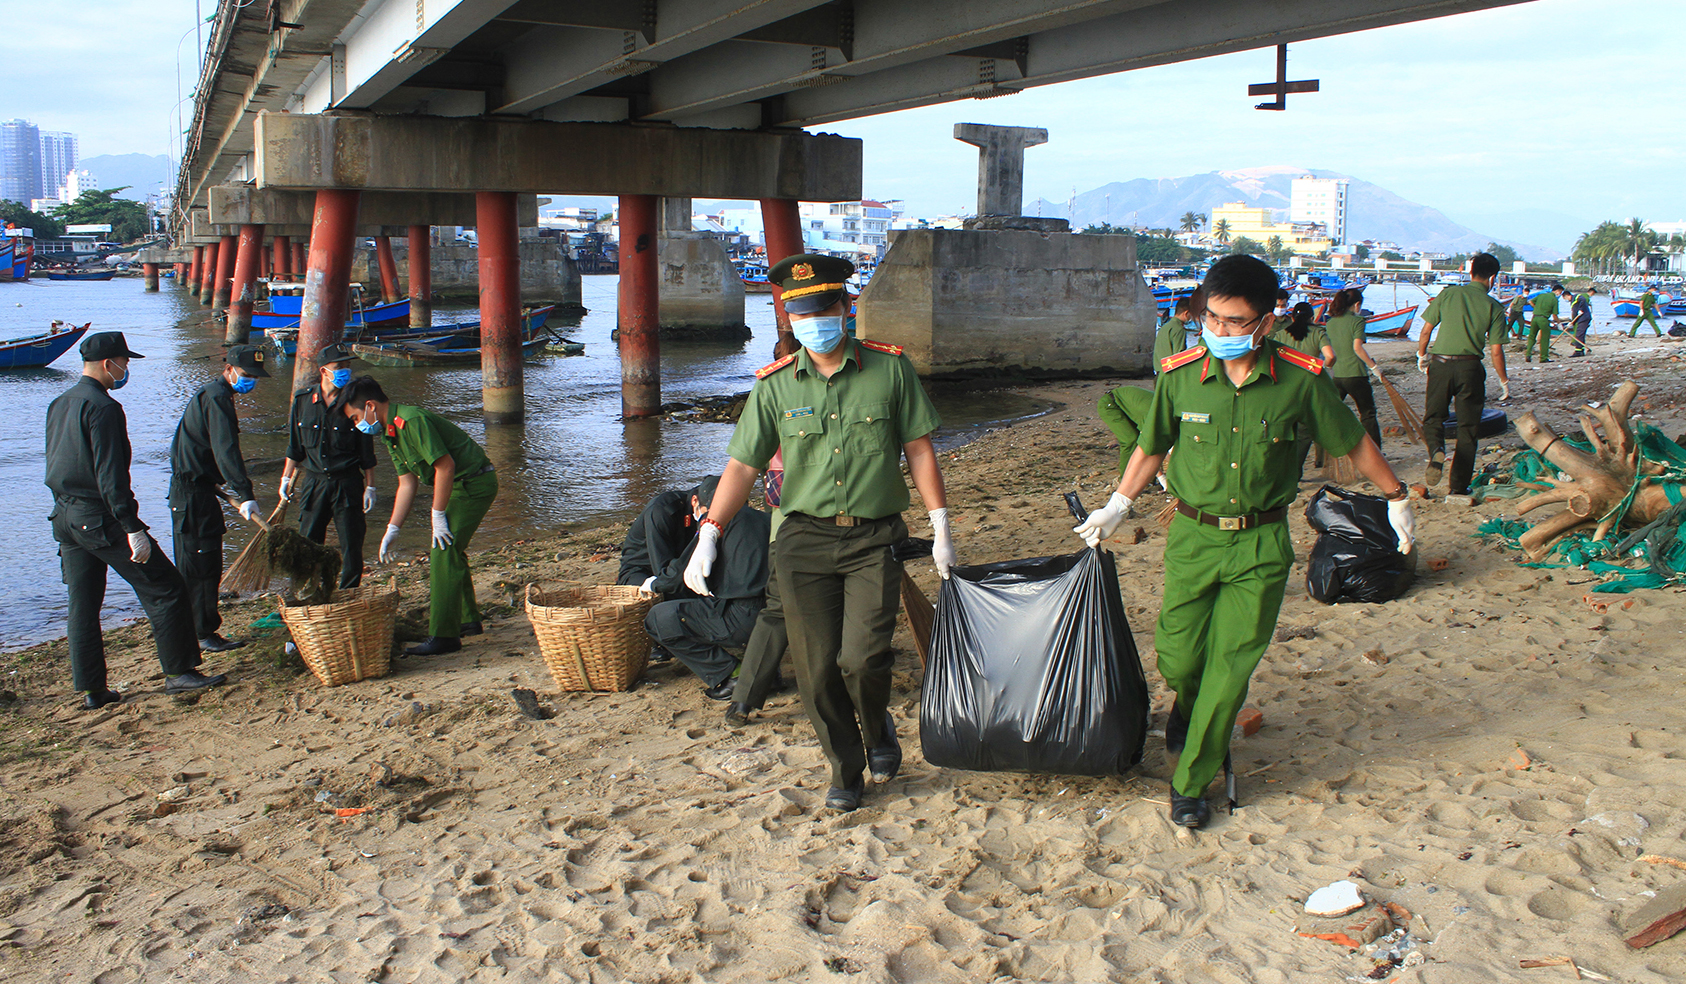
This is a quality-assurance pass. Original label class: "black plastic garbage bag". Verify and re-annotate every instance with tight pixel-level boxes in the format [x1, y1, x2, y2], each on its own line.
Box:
[920, 548, 1149, 776]
[1304, 485, 1417, 604]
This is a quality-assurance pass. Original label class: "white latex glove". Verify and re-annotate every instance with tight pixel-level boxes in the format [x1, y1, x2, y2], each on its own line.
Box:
[127, 529, 152, 564]
[238, 499, 260, 522]
[683, 522, 720, 597]
[1368, 363, 1385, 382]
[430, 509, 454, 550]
[639, 575, 658, 598]
[930, 507, 957, 579]
[1073, 491, 1133, 548]
[1388, 498, 1416, 554]
[363, 486, 377, 513]
[1416, 353, 1430, 374]
[277, 474, 294, 502]
[379, 524, 401, 563]
[1499, 380, 1511, 402]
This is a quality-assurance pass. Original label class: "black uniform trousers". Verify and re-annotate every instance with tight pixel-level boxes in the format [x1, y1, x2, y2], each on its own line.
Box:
[731, 547, 787, 710]
[778, 512, 906, 788]
[644, 596, 762, 687]
[54, 510, 201, 693]
[297, 470, 366, 588]
[169, 480, 225, 639]
[1333, 375, 1382, 448]
[1423, 359, 1486, 495]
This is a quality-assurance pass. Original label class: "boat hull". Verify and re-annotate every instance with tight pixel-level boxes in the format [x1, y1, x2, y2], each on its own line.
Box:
[1363, 305, 1419, 338]
[0, 323, 90, 369]
[350, 336, 547, 368]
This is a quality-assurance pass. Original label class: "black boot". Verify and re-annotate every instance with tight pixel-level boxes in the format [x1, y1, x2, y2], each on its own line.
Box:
[1170, 793, 1210, 829]
[404, 636, 461, 657]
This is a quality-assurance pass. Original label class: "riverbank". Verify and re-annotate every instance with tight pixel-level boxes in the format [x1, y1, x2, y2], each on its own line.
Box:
[3, 333, 1686, 982]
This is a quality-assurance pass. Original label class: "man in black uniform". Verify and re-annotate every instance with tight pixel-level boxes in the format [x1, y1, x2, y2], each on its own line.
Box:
[170, 344, 267, 652]
[278, 343, 376, 588]
[616, 482, 706, 588]
[44, 332, 227, 707]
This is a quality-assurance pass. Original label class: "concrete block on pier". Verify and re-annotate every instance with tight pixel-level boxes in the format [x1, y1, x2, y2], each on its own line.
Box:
[657, 237, 748, 339]
[352, 239, 583, 310]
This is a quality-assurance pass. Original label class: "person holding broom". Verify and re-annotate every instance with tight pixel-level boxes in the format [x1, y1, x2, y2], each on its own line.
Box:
[1073, 255, 1414, 830]
[338, 376, 497, 657]
[278, 342, 377, 589]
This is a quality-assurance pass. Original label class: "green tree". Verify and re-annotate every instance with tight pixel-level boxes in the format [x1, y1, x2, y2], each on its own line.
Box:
[1354, 244, 1370, 261]
[1180, 211, 1206, 234]
[1134, 232, 1185, 265]
[1624, 218, 1658, 268]
[1380, 250, 1405, 261]
[1213, 219, 1231, 245]
[1081, 222, 1127, 235]
[1265, 235, 1288, 263]
[0, 199, 64, 239]
[49, 187, 153, 243]
[1572, 220, 1629, 276]
[1484, 241, 1519, 268]
[1230, 235, 1261, 256]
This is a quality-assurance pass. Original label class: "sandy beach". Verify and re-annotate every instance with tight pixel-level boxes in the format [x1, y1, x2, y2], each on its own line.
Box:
[4, 331, 1686, 983]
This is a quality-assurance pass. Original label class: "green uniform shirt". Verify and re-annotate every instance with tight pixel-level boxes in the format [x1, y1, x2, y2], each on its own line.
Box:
[1140, 340, 1366, 516]
[1641, 291, 1657, 314]
[728, 340, 940, 521]
[1322, 312, 1368, 378]
[1154, 317, 1190, 369]
[1268, 319, 1330, 359]
[383, 403, 489, 484]
[1423, 282, 1506, 354]
[1507, 295, 1526, 317]
[1530, 291, 1559, 326]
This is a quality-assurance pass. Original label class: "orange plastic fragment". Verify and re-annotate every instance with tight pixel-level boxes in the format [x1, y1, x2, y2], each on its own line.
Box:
[334, 807, 371, 818]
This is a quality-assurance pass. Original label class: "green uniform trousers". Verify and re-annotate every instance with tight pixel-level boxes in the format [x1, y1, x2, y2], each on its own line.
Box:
[1156, 515, 1293, 798]
[428, 470, 497, 637]
[732, 547, 788, 710]
[776, 512, 905, 788]
[1525, 318, 1552, 361]
[1422, 359, 1487, 495]
[1630, 311, 1661, 337]
[1098, 386, 1155, 473]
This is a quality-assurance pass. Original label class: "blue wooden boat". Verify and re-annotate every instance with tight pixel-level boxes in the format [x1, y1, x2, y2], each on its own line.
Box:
[261, 305, 555, 355]
[46, 270, 115, 282]
[350, 335, 547, 368]
[0, 322, 90, 369]
[1363, 305, 1419, 338]
[252, 298, 411, 331]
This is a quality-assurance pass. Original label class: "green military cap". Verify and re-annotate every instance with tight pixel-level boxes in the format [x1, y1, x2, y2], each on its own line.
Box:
[768, 252, 855, 315]
[225, 344, 271, 377]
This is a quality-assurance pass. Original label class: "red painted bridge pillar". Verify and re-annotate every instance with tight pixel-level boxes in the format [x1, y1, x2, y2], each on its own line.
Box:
[199, 241, 218, 306]
[174, 261, 188, 286]
[188, 246, 203, 298]
[294, 190, 361, 392]
[226, 223, 264, 344]
[759, 198, 804, 337]
[292, 240, 306, 279]
[618, 195, 660, 418]
[477, 193, 523, 424]
[212, 233, 237, 311]
[142, 262, 159, 292]
[407, 225, 431, 330]
[375, 234, 401, 303]
[273, 234, 291, 282]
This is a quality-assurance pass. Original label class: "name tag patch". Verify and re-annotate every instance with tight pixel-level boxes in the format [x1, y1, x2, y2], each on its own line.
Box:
[783, 407, 815, 419]
[1181, 412, 1211, 424]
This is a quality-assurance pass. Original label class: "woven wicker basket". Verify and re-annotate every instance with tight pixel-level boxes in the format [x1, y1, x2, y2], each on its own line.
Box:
[279, 579, 400, 687]
[525, 583, 653, 693]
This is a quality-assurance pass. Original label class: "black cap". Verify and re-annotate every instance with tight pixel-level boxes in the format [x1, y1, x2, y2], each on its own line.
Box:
[317, 342, 355, 365]
[80, 331, 144, 362]
[225, 344, 271, 378]
[769, 253, 855, 315]
[693, 475, 721, 507]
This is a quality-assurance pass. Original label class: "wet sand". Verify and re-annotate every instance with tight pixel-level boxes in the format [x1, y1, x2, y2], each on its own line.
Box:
[3, 331, 1686, 982]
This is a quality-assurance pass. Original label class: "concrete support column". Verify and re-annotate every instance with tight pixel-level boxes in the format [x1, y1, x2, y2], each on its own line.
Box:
[292, 241, 305, 277]
[759, 198, 803, 335]
[226, 223, 264, 344]
[407, 225, 432, 330]
[260, 244, 272, 281]
[293, 190, 361, 391]
[212, 234, 237, 310]
[174, 262, 188, 285]
[142, 263, 159, 292]
[476, 193, 523, 423]
[199, 241, 218, 306]
[274, 234, 291, 281]
[618, 195, 660, 418]
[189, 246, 203, 298]
[375, 235, 400, 303]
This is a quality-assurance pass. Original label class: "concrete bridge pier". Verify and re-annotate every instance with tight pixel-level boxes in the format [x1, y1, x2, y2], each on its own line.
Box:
[619, 195, 661, 418]
[760, 198, 804, 336]
[477, 193, 524, 424]
[142, 263, 159, 292]
[273, 235, 291, 282]
[375, 235, 401, 303]
[292, 241, 305, 279]
[212, 233, 237, 311]
[174, 262, 188, 285]
[294, 190, 361, 392]
[199, 241, 217, 306]
[408, 225, 431, 330]
[188, 247, 202, 298]
[226, 224, 264, 344]
[656, 197, 746, 338]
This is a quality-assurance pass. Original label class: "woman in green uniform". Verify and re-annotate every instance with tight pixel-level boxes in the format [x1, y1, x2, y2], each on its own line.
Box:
[1322, 288, 1386, 448]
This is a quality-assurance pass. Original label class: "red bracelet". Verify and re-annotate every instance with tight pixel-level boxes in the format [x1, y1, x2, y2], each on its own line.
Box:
[701, 517, 726, 535]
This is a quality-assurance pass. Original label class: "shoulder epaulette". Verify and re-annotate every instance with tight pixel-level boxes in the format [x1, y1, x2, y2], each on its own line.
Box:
[755, 354, 796, 379]
[1159, 346, 1206, 373]
[859, 339, 903, 356]
[1278, 348, 1324, 374]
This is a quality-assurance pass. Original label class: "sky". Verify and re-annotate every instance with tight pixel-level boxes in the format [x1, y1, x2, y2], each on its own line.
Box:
[2, 0, 1679, 250]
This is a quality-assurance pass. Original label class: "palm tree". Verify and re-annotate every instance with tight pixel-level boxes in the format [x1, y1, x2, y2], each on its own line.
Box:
[1180, 211, 1205, 234]
[1266, 235, 1286, 263]
[1624, 218, 1657, 270]
[1213, 219, 1231, 245]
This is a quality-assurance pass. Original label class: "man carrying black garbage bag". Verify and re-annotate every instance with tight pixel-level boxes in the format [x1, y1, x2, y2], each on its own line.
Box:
[1074, 255, 1414, 830]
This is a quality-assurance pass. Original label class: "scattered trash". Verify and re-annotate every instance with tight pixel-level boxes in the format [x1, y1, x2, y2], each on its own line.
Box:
[511, 687, 554, 721]
[1306, 880, 1367, 917]
[1640, 854, 1686, 873]
[1625, 884, 1686, 949]
[1362, 648, 1389, 666]
[242, 903, 289, 922]
[334, 807, 372, 819]
[1508, 748, 1533, 770]
[156, 786, 190, 803]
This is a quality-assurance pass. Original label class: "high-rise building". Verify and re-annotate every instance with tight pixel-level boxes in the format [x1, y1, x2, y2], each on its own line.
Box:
[0, 119, 44, 204]
[1290, 175, 1349, 246]
[40, 131, 78, 197]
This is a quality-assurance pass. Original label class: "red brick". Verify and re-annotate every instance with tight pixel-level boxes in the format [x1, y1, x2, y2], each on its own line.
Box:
[1233, 707, 1263, 739]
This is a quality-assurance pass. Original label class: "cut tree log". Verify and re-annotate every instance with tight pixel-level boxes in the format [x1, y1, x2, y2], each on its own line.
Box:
[1511, 381, 1672, 561]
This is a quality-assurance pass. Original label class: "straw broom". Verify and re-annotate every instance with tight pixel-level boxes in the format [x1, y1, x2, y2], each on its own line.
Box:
[220, 499, 285, 594]
[1373, 369, 1426, 445]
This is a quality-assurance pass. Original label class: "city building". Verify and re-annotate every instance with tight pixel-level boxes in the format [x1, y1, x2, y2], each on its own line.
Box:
[1290, 175, 1349, 245]
[797, 200, 903, 255]
[1209, 202, 1333, 255]
[1, 119, 43, 204]
[39, 131, 77, 199]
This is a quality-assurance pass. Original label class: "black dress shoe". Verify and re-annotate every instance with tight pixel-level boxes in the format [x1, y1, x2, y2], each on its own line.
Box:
[459, 621, 483, 637]
[824, 777, 865, 811]
[648, 647, 673, 665]
[1170, 793, 1210, 829]
[403, 636, 461, 657]
[198, 634, 244, 653]
[702, 678, 735, 702]
[724, 702, 752, 726]
[82, 690, 123, 710]
[165, 671, 228, 694]
[868, 712, 902, 783]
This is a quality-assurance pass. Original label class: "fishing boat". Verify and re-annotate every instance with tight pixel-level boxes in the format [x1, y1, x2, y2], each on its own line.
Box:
[0, 239, 14, 282]
[350, 335, 547, 368]
[545, 340, 586, 355]
[0, 321, 91, 369]
[259, 305, 555, 354]
[1150, 281, 1199, 317]
[1664, 296, 1686, 317]
[1363, 305, 1419, 338]
[736, 262, 774, 293]
[45, 270, 116, 282]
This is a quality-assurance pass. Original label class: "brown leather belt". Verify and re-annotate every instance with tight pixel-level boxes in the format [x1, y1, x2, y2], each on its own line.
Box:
[1430, 354, 1480, 362]
[1176, 501, 1286, 531]
[798, 512, 889, 528]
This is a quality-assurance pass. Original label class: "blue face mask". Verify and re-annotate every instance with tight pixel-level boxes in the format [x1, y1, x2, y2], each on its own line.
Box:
[107, 362, 128, 390]
[1200, 326, 1260, 360]
[331, 368, 352, 389]
[355, 409, 382, 435]
[231, 374, 256, 394]
[792, 314, 846, 354]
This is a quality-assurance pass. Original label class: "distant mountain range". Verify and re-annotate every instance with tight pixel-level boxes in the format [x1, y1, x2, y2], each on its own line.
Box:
[1028, 165, 1564, 260]
[77, 154, 173, 201]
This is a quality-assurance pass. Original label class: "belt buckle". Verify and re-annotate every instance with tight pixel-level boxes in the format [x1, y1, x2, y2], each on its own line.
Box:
[835, 514, 857, 527]
[1218, 516, 1244, 531]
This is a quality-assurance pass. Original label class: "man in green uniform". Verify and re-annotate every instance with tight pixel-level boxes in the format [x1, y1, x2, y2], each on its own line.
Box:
[1075, 255, 1413, 829]
[278, 343, 377, 589]
[170, 344, 268, 652]
[1154, 295, 1195, 367]
[685, 253, 958, 812]
[1524, 284, 1565, 363]
[1415, 253, 1513, 495]
[1630, 288, 1662, 337]
[45, 332, 227, 707]
[1505, 292, 1528, 339]
[339, 376, 498, 656]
